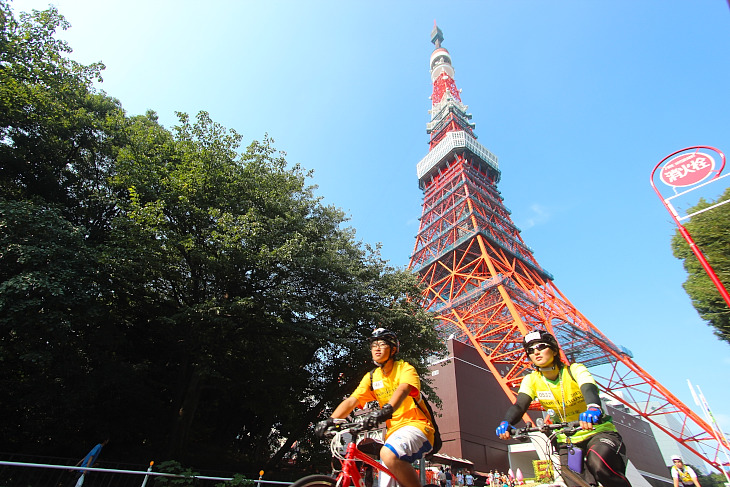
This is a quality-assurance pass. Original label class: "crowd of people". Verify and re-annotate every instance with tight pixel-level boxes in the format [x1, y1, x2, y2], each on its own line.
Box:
[429, 466, 475, 487]
[484, 469, 521, 487]
[424, 466, 521, 487]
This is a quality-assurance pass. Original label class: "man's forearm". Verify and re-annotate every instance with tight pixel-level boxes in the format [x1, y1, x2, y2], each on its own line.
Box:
[389, 384, 414, 409]
[331, 396, 359, 418]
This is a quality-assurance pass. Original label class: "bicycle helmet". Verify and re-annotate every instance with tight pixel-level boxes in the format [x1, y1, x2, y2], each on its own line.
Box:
[523, 330, 562, 370]
[370, 328, 399, 351]
[522, 330, 560, 353]
[369, 328, 399, 366]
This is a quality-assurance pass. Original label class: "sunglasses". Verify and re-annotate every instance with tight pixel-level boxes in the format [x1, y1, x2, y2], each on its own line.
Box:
[527, 343, 552, 355]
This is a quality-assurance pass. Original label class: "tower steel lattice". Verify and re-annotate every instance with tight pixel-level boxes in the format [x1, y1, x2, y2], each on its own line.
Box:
[409, 25, 728, 472]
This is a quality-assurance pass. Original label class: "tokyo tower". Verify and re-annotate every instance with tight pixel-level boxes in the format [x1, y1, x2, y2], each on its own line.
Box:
[409, 24, 727, 472]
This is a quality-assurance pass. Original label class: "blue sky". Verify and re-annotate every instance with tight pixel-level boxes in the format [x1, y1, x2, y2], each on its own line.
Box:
[11, 0, 730, 440]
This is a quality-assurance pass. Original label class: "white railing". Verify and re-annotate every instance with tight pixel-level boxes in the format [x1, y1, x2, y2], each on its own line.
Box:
[416, 131, 499, 181]
[0, 459, 292, 487]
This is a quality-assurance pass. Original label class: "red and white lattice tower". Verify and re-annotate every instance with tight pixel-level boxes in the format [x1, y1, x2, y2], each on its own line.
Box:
[409, 25, 727, 471]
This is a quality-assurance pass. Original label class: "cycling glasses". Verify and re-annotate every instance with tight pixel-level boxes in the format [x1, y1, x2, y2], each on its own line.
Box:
[527, 343, 552, 355]
[370, 340, 391, 349]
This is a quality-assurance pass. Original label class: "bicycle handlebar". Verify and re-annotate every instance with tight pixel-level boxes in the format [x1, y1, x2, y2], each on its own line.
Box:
[323, 419, 368, 438]
[510, 420, 582, 440]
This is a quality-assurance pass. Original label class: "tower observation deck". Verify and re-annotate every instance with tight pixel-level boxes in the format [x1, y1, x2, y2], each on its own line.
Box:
[409, 24, 728, 472]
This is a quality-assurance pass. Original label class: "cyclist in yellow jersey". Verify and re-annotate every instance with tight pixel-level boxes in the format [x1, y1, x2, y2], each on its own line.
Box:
[670, 455, 701, 487]
[495, 330, 632, 487]
[315, 328, 435, 487]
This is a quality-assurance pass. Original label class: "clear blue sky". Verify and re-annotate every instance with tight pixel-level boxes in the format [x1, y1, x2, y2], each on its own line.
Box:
[11, 0, 730, 436]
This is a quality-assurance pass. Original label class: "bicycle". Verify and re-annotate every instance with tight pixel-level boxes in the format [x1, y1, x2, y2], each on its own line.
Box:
[509, 417, 592, 487]
[292, 418, 394, 487]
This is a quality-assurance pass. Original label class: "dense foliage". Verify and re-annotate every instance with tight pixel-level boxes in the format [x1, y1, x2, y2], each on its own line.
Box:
[671, 186, 730, 345]
[696, 470, 730, 487]
[0, 1, 443, 476]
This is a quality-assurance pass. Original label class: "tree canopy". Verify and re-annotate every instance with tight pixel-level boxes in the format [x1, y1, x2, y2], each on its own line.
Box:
[671, 186, 730, 345]
[0, 1, 443, 475]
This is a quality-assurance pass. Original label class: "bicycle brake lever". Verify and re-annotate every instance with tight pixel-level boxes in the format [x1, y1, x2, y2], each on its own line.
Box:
[509, 427, 531, 442]
[325, 419, 349, 436]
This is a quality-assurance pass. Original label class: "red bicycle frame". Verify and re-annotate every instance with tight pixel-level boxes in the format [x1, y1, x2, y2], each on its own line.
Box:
[335, 439, 395, 487]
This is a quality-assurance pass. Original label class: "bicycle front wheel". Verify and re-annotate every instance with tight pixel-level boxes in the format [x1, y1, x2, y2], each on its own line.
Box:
[290, 474, 338, 487]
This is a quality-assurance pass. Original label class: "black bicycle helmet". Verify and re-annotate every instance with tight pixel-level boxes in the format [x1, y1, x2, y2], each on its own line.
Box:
[369, 328, 399, 353]
[522, 330, 559, 354]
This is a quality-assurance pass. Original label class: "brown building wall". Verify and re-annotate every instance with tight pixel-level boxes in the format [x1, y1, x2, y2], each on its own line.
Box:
[428, 339, 519, 473]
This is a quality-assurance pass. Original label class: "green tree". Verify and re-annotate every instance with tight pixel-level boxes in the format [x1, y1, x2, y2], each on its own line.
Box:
[0, 201, 103, 449]
[0, 1, 443, 474]
[106, 110, 442, 470]
[697, 470, 729, 487]
[671, 187, 730, 345]
[0, 0, 134, 455]
[0, 0, 125, 238]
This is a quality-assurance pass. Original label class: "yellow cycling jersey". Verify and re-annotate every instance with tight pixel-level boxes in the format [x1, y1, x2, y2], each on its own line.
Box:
[352, 359, 435, 444]
[517, 363, 617, 443]
[672, 465, 696, 484]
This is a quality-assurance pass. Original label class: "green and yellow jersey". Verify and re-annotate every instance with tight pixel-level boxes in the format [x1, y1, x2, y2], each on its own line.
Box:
[517, 363, 617, 443]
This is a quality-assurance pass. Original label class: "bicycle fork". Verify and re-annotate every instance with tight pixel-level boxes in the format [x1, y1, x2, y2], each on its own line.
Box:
[336, 443, 367, 487]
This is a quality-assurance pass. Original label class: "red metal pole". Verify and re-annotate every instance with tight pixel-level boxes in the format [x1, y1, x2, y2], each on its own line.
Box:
[672, 214, 730, 309]
[650, 147, 730, 311]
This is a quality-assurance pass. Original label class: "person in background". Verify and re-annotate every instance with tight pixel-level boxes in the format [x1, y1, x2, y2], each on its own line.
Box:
[670, 455, 701, 487]
[426, 467, 437, 485]
[74, 438, 109, 487]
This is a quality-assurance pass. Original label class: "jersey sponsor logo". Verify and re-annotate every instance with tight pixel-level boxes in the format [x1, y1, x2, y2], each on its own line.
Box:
[537, 391, 554, 401]
[372, 380, 384, 390]
[599, 437, 617, 448]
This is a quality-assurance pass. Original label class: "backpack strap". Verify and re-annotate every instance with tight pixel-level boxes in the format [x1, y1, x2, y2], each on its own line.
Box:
[369, 368, 433, 423]
[413, 395, 431, 420]
[368, 367, 441, 456]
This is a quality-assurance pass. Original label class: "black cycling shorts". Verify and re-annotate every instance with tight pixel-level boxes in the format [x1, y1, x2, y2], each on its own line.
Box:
[557, 431, 631, 487]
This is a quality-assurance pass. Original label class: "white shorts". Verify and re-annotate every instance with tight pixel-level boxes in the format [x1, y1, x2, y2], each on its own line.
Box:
[383, 425, 433, 462]
[377, 426, 432, 487]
